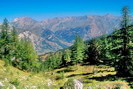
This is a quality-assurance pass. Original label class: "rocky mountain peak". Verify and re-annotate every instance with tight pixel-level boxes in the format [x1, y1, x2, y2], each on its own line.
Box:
[104, 14, 117, 19]
[13, 17, 37, 22]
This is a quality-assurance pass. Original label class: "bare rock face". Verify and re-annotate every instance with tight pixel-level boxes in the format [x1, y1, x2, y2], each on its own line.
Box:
[18, 31, 70, 54]
[62, 79, 83, 89]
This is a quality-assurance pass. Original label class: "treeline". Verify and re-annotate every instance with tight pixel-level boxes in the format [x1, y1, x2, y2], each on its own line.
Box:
[0, 19, 38, 71]
[42, 6, 133, 76]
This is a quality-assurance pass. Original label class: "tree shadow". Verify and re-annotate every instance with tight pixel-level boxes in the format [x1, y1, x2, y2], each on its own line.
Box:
[87, 74, 133, 88]
[96, 70, 115, 73]
[82, 80, 93, 84]
[67, 73, 93, 78]
[88, 74, 119, 81]
[80, 62, 91, 66]
[124, 77, 133, 88]
[125, 77, 133, 82]
[56, 68, 74, 73]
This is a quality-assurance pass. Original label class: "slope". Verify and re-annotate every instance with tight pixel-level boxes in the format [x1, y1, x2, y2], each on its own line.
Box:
[0, 60, 130, 89]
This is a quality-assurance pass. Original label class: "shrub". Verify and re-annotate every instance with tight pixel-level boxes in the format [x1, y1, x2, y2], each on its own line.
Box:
[10, 78, 20, 86]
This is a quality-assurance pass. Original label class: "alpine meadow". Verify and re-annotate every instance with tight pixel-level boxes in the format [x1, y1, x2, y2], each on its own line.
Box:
[0, 0, 133, 89]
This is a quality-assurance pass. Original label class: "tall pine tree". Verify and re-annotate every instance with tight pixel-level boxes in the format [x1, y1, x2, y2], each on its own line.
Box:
[113, 6, 133, 76]
[72, 35, 86, 65]
[0, 18, 12, 61]
[87, 38, 102, 64]
[62, 49, 71, 65]
[16, 39, 38, 70]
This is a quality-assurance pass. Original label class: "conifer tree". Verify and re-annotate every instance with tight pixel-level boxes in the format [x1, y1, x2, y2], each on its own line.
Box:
[0, 19, 39, 71]
[62, 49, 71, 65]
[10, 26, 19, 60]
[72, 35, 86, 64]
[100, 35, 114, 64]
[87, 39, 102, 64]
[16, 39, 38, 70]
[113, 6, 133, 76]
[43, 51, 63, 70]
[0, 18, 12, 61]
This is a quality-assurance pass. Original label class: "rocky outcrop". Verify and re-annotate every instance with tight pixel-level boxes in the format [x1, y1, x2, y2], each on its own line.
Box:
[74, 79, 83, 89]
[62, 79, 83, 89]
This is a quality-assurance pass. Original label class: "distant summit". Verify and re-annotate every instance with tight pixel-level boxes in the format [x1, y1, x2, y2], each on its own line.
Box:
[11, 14, 121, 54]
[13, 17, 35, 22]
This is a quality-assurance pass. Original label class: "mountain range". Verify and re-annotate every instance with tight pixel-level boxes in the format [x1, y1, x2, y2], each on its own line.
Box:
[10, 14, 121, 54]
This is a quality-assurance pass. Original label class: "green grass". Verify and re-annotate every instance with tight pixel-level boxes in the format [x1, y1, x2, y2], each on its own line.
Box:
[0, 60, 130, 89]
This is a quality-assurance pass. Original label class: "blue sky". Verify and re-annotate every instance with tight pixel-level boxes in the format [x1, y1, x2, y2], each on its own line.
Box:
[0, 0, 133, 21]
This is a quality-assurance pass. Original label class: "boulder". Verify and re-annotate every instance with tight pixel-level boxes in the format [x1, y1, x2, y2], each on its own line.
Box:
[62, 79, 83, 89]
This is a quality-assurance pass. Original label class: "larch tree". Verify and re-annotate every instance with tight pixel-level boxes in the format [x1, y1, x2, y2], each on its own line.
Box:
[63, 49, 71, 65]
[0, 18, 12, 61]
[114, 6, 133, 76]
[72, 35, 86, 65]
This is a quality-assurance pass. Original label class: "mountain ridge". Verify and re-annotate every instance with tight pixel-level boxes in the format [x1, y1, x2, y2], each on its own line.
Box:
[9, 14, 121, 54]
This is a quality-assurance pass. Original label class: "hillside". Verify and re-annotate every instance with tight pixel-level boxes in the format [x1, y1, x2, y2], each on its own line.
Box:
[11, 14, 121, 54]
[0, 60, 130, 89]
[0, 1, 133, 89]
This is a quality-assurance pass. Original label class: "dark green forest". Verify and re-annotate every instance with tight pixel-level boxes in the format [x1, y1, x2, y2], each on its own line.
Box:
[0, 6, 133, 78]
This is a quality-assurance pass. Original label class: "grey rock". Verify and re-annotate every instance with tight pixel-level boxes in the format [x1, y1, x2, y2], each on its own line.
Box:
[74, 79, 83, 89]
